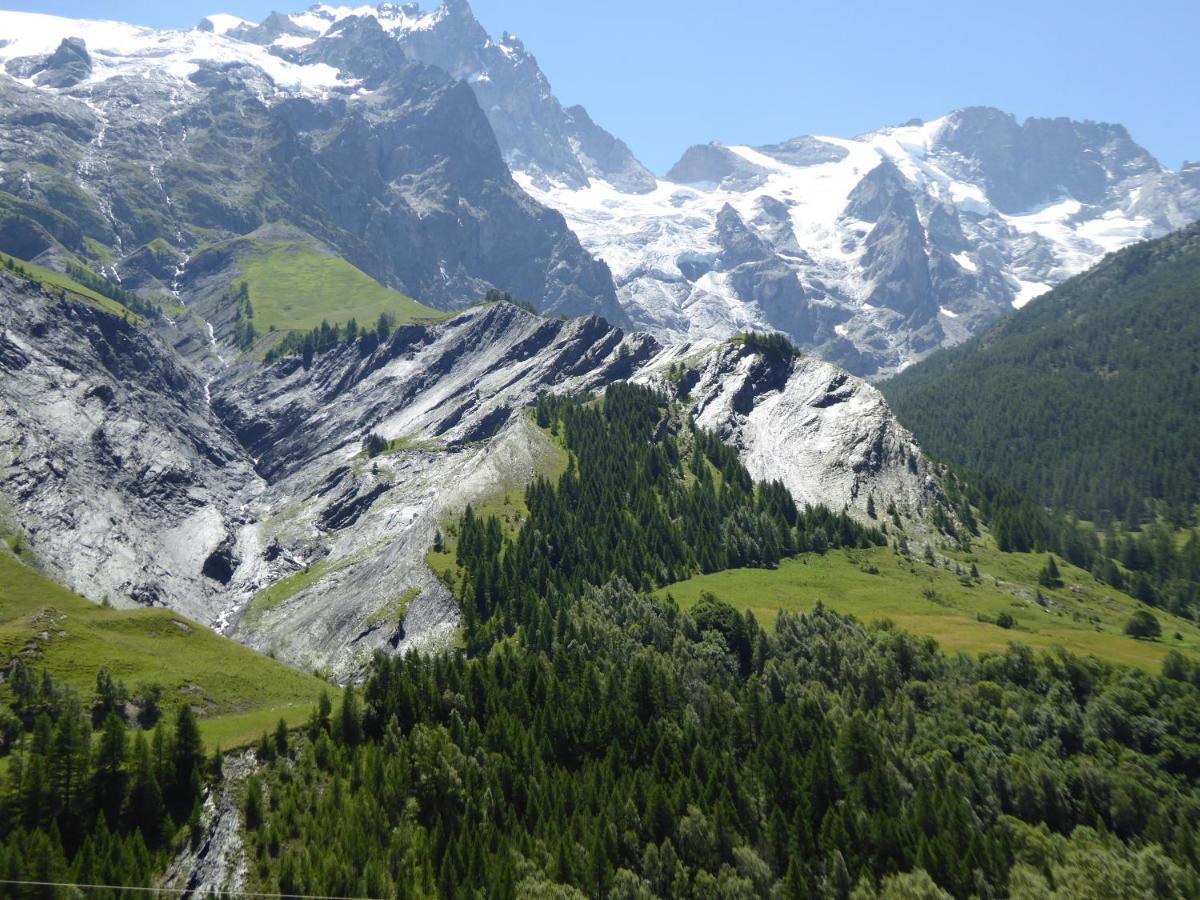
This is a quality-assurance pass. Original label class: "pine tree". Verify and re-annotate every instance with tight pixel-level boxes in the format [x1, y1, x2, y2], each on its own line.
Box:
[275, 718, 290, 758]
[171, 705, 204, 806]
[1038, 555, 1063, 588]
[245, 775, 265, 830]
[340, 685, 364, 747]
[783, 858, 810, 900]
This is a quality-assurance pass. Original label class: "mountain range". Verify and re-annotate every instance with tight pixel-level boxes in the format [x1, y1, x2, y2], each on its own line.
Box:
[3, 3, 1200, 896]
[0, 0, 1196, 663]
[527, 111, 1200, 374]
[2, 3, 1198, 376]
[0, 259, 940, 676]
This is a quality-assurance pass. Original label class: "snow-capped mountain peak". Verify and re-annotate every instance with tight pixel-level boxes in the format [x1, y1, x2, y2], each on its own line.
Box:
[198, 13, 254, 36]
[183, 2, 656, 192]
[0, 8, 347, 94]
[2, 4, 1197, 376]
[517, 107, 1200, 375]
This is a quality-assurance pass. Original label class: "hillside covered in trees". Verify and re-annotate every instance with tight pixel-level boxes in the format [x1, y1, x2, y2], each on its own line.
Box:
[230, 385, 1200, 896]
[5, 384, 1200, 898]
[0, 661, 213, 888]
[453, 384, 884, 652]
[882, 221, 1200, 523]
[242, 590, 1200, 899]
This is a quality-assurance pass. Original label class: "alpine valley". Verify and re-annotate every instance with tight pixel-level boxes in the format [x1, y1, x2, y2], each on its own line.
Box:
[0, 3, 1199, 899]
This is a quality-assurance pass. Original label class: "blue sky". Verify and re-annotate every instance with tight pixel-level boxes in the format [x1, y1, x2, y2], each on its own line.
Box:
[10, 0, 1199, 174]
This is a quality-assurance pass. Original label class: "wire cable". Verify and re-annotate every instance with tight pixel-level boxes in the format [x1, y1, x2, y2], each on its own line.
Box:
[0, 879, 379, 900]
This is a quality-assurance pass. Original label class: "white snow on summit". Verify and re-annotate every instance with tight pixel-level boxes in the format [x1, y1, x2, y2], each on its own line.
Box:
[289, 3, 445, 39]
[0, 9, 346, 94]
[519, 114, 1170, 355]
[3, 4, 1195, 373]
[201, 13, 253, 35]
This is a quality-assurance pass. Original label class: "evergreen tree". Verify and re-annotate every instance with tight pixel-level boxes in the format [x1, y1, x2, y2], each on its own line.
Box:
[1038, 555, 1064, 588]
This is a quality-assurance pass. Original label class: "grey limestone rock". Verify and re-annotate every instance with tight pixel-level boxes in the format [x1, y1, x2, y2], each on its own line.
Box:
[754, 135, 849, 168]
[667, 143, 770, 191]
[0, 271, 261, 621]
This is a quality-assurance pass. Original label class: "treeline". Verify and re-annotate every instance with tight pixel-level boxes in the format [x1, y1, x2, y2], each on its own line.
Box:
[1, 255, 158, 320]
[0, 660, 211, 889]
[454, 383, 883, 651]
[243, 587, 1200, 898]
[227, 280, 257, 350]
[736, 330, 801, 359]
[264, 312, 398, 366]
[882, 221, 1200, 521]
[944, 467, 1200, 621]
[485, 288, 539, 315]
[64, 262, 159, 320]
[1100, 520, 1200, 619]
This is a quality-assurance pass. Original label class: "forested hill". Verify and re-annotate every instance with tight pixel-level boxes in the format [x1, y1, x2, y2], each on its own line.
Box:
[882, 221, 1200, 522]
[6, 380, 1200, 896]
[452, 383, 884, 653]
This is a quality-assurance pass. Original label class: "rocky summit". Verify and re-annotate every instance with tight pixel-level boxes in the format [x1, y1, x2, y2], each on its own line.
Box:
[2, 5, 1198, 374]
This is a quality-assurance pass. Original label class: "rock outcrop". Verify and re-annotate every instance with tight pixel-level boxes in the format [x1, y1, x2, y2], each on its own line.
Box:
[0, 10, 623, 322]
[642, 340, 942, 524]
[0, 271, 260, 620]
[0, 268, 945, 678]
[205, 303, 658, 675]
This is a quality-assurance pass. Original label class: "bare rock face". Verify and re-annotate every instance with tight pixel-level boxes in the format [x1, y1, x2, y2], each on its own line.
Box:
[208, 303, 660, 676]
[161, 751, 256, 897]
[715, 205, 815, 339]
[643, 340, 944, 525]
[668, 144, 770, 191]
[363, 2, 657, 193]
[0, 273, 948, 678]
[0, 271, 261, 619]
[33, 37, 92, 89]
[210, 305, 945, 676]
[935, 106, 1161, 214]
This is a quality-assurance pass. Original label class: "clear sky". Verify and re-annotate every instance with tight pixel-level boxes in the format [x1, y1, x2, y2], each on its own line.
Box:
[9, 0, 1199, 174]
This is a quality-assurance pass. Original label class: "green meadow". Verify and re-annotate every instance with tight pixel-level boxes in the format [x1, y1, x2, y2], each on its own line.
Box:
[223, 235, 448, 333]
[0, 548, 331, 749]
[1, 251, 143, 323]
[656, 542, 1200, 672]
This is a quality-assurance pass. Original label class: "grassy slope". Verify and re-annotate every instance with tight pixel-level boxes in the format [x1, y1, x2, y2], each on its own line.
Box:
[1, 251, 142, 323]
[425, 409, 1200, 673]
[425, 413, 571, 594]
[219, 234, 448, 334]
[0, 549, 330, 748]
[656, 540, 1200, 672]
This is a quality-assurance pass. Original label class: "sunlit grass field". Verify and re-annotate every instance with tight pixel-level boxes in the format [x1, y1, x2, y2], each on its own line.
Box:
[0, 548, 330, 749]
[229, 236, 448, 333]
[657, 541, 1200, 672]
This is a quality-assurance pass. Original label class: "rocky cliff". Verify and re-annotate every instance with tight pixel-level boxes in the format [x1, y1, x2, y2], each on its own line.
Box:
[0, 9, 622, 321]
[0, 270, 260, 620]
[0, 276, 944, 678]
[208, 303, 658, 675]
[646, 340, 943, 525]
